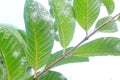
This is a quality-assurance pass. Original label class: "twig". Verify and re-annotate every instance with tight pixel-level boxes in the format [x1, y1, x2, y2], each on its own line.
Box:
[33, 12, 120, 80]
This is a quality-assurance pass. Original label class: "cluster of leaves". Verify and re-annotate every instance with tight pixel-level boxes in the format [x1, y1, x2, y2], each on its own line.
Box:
[0, 0, 120, 80]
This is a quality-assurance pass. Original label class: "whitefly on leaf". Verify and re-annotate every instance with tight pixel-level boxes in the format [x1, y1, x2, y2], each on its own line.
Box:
[20, 57, 27, 66]
[29, 1, 53, 23]
[13, 51, 20, 58]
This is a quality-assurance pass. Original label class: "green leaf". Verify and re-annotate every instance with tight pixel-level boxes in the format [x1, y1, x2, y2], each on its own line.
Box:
[46, 48, 89, 67]
[24, 0, 54, 72]
[118, 16, 120, 21]
[0, 25, 26, 80]
[95, 16, 118, 32]
[27, 70, 67, 80]
[100, 0, 115, 14]
[73, 0, 100, 31]
[49, 0, 75, 48]
[40, 71, 67, 80]
[17, 30, 26, 41]
[0, 58, 3, 79]
[74, 37, 120, 57]
[17, 30, 33, 80]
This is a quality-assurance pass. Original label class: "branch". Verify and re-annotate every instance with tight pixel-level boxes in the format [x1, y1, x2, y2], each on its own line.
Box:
[33, 12, 120, 80]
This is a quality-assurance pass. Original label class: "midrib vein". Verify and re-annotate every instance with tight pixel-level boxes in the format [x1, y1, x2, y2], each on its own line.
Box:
[85, 0, 88, 36]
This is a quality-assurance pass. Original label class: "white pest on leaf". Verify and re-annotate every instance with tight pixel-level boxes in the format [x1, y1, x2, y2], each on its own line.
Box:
[20, 57, 27, 65]
[66, 0, 72, 5]
[30, 1, 52, 23]
[60, 3, 71, 17]
[13, 51, 20, 58]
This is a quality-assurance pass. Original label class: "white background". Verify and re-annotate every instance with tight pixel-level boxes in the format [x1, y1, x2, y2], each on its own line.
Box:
[0, 0, 120, 80]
